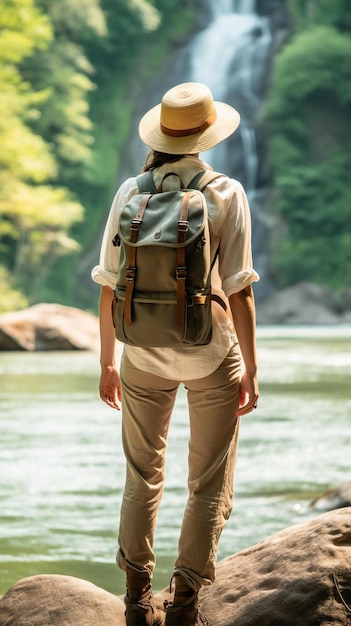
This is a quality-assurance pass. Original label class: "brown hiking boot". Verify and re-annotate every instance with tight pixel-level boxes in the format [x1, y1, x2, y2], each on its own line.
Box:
[125, 597, 165, 626]
[125, 568, 166, 626]
[165, 591, 209, 626]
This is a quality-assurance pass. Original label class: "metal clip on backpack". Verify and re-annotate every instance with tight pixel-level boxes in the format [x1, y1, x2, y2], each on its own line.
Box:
[112, 170, 226, 347]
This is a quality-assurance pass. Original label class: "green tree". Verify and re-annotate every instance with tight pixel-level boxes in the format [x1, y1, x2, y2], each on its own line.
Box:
[263, 22, 351, 288]
[0, 0, 86, 310]
[289, 0, 351, 33]
[21, 0, 107, 186]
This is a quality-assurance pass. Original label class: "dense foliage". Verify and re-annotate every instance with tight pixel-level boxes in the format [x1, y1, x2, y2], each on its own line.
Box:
[263, 0, 351, 289]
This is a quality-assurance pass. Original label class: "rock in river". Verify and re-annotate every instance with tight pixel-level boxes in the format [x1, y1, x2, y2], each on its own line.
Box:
[0, 303, 99, 351]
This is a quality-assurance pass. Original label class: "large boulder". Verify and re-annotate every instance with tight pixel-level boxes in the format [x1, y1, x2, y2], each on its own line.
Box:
[1, 509, 350, 625]
[0, 303, 99, 351]
[200, 507, 351, 625]
[256, 281, 342, 324]
[0, 575, 125, 626]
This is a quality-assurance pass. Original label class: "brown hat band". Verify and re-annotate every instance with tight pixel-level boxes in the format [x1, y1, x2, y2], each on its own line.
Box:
[160, 110, 217, 138]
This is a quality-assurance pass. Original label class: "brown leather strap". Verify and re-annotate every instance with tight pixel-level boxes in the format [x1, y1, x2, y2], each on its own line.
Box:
[124, 246, 136, 327]
[133, 194, 151, 226]
[176, 191, 191, 327]
[211, 293, 227, 312]
[190, 293, 227, 312]
[124, 195, 151, 326]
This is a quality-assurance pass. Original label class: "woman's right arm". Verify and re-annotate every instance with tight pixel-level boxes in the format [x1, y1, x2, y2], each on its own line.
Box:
[92, 180, 138, 410]
[98, 285, 121, 410]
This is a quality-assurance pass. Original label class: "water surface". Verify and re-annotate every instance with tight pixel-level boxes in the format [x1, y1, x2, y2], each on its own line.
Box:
[1, 326, 350, 596]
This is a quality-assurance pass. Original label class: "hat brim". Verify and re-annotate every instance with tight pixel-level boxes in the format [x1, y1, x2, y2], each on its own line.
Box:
[138, 101, 240, 155]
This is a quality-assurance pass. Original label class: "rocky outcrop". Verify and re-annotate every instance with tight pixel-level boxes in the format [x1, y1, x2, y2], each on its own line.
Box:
[310, 482, 351, 512]
[199, 507, 351, 626]
[0, 303, 99, 351]
[256, 281, 351, 325]
[1, 509, 350, 625]
[256, 0, 291, 51]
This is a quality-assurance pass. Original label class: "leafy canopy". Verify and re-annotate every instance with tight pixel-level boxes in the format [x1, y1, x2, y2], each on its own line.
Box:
[0, 0, 86, 309]
[263, 20, 351, 289]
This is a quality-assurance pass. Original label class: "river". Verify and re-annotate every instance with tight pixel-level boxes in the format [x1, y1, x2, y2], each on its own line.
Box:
[1, 325, 350, 597]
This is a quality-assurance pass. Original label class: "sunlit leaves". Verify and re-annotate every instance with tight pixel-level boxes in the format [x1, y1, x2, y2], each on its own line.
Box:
[0, 0, 52, 63]
[0, 0, 86, 305]
[47, 0, 107, 39]
[0, 182, 84, 299]
[130, 0, 160, 31]
[0, 267, 28, 311]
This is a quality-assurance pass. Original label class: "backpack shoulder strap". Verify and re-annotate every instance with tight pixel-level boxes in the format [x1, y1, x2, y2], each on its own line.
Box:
[136, 171, 157, 193]
[188, 170, 228, 313]
[187, 170, 225, 192]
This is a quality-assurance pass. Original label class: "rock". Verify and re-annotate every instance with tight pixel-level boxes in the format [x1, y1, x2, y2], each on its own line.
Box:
[0, 574, 125, 626]
[256, 0, 291, 52]
[341, 310, 351, 323]
[256, 281, 342, 324]
[0, 303, 99, 351]
[1, 510, 350, 625]
[310, 482, 351, 512]
[199, 508, 351, 625]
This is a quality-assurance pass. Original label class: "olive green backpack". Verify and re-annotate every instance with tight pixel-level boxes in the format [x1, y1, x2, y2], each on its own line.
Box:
[112, 169, 226, 347]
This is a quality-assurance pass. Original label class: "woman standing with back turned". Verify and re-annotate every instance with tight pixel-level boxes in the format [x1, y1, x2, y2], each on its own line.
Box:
[92, 82, 259, 626]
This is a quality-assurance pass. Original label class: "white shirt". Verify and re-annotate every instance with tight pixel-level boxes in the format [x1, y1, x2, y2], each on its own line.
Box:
[91, 157, 259, 379]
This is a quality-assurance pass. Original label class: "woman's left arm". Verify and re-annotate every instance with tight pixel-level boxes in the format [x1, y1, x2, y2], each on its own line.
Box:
[229, 284, 259, 416]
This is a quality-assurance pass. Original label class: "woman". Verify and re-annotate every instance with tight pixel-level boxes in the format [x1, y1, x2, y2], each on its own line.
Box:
[92, 82, 259, 626]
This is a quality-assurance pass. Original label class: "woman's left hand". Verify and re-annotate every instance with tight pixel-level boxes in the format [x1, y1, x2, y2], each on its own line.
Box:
[235, 370, 259, 416]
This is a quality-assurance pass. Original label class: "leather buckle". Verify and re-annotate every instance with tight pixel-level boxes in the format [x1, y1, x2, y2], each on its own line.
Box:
[176, 266, 187, 280]
[178, 220, 189, 233]
[126, 266, 136, 281]
[131, 219, 142, 231]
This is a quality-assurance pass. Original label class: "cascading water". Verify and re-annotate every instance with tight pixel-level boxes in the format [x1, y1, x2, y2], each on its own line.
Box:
[190, 11, 266, 182]
[187, 0, 274, 297]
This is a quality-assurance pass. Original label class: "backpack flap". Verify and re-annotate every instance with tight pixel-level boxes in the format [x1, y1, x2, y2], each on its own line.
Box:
[117, 189, 206, 248]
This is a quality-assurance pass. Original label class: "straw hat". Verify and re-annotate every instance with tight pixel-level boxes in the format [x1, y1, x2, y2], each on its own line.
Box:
[138, 82, 240, 154]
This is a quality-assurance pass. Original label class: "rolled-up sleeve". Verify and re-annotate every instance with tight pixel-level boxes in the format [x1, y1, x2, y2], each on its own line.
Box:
[218, 179, 259, 297]
[91, 178, 138, 289]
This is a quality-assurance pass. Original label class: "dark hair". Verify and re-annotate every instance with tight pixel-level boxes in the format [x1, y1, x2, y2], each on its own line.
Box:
[142, 151, 185, 172]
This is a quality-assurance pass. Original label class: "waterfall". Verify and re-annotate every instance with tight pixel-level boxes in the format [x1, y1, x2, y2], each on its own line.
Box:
[190, 0, 271, 192]
[234, 0, 256, 14]
[187, 0, 274, 297]
[210, 0, 257, 16]
[209, 0, 234, 18]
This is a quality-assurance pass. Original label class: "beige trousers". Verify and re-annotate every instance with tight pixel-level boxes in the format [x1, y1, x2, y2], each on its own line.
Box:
[116, 345, 241, 590]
